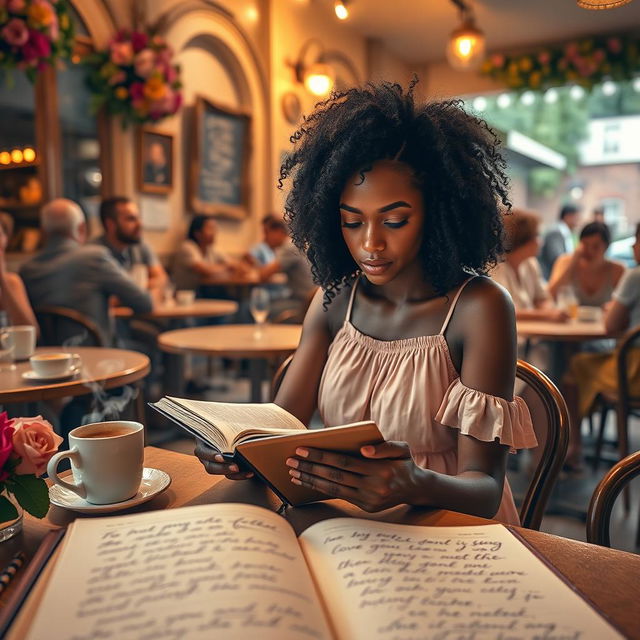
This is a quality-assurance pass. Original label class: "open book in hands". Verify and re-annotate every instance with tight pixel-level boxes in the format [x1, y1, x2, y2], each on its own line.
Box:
[150, 397, 384, 506]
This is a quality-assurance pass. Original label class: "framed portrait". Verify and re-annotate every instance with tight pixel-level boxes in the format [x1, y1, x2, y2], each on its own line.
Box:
[189, 96, 251, 219]
[137, 129, 174, 194]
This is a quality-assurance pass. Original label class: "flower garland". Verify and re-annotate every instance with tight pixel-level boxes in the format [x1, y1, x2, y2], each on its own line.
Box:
[481, 33, 640, 91]
[0, 412, 62, 521]
[0, 0, 74, 81]
[85, 28, 182, 126]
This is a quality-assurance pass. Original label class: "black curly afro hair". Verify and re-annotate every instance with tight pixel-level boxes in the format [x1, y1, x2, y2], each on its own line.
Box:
[279, 80, 511, 308]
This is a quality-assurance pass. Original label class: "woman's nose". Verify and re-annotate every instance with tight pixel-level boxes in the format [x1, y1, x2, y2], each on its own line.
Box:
[362, 225, 385, 253]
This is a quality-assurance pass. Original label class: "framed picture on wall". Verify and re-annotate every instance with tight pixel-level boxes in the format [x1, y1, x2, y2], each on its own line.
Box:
[137, 129, 174, 194]
[190, 96, 251, 219]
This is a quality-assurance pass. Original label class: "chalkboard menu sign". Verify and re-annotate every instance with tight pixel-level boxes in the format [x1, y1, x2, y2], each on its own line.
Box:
[190, 97, 251, 219]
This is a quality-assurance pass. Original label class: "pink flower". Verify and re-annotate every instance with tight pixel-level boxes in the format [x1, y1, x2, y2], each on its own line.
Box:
[131, 31, 148, 53]
[592, 49, 605, 64]
[564, 42, 579, 59]
[134, 48, 156, 78]
[7, 0, 26, 13]
[107, 70, 126, 85]
[129, 81, 145, 100]
[1, 17, 29, 47]
[164, 63, 177, 84]
[21, 28, 51, 62]
[47, 14, 58, 41]
[110, 40, 133, 66]
[11, 416, 62, 477]
[607, 37, 622, 54]
[0, 412, 15, 481]
[537, 50, 551, 65]
[490, 53, 505, 68]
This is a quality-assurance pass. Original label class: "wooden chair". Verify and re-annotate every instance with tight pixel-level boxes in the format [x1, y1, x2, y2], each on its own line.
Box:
[35, 306, 105, 347]
[271, 355, 569, 530]
[590, 327, 640, 494]
[587, 449, 640, 548]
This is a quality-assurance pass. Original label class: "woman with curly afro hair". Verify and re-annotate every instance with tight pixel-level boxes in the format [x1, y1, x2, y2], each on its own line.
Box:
[196, 81, 536, 523]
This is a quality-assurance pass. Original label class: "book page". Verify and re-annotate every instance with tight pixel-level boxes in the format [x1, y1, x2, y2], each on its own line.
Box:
[299, 519, 622, 640]
[25, 504, 333, 640]
[166, 398, 306, 446]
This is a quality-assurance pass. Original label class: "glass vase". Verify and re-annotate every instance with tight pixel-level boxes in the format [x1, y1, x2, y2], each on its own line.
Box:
[0, 490, 23, 542]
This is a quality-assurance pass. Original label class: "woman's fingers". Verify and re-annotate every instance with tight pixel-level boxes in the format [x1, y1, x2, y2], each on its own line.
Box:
[360, 441, 412, 459]
[286, 456, 362, 488]
[194, 443, 253, 478]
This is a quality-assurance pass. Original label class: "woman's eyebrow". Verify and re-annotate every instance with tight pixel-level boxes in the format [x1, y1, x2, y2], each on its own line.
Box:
[339, 201, 412, 214]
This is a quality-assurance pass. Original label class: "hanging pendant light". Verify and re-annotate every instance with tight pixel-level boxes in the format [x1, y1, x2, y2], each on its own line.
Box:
[576, 0, 632, 9]
[446, 1, 486, 70]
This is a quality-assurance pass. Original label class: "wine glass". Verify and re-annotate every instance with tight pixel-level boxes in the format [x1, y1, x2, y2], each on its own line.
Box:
[250, 287, 270, 337]
[557, 285, 578, 321]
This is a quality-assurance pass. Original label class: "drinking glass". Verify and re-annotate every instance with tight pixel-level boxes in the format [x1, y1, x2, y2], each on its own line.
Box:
[250, 287, 270, 337]
[557, 285, 578, 321]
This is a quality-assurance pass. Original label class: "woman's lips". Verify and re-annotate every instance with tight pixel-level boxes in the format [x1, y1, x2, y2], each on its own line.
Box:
[361, 260, 392, 275]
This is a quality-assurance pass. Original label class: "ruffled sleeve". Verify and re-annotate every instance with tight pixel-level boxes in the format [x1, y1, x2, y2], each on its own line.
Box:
[434, 379, 537, 453]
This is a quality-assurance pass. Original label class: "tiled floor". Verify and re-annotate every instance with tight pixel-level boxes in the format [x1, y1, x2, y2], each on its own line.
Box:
[153, 367, 640, 554]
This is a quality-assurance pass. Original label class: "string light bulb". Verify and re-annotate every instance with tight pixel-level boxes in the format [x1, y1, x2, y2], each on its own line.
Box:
[334, 0, 349, 20]
[23, 147, 36, 162]
[10, 149, 23, 164]
[446, 2, 485, 70]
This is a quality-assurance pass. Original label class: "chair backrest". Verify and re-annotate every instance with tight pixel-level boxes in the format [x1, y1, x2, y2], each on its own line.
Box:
[271, 355, 569, 530]
[587, 450, 640, 548]
[616, 325, 640, 409]
[514, 359, 570, 530]
[35, 305, 105, 348]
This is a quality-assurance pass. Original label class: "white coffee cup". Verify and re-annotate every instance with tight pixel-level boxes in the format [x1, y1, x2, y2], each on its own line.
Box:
[176, 289, 196, 306]
[29, 352, 80, 377]
[1, 325, 36, 360]
[47, 421, 144, 505]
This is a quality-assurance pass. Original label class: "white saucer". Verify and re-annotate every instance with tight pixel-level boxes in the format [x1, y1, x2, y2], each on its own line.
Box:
[22, 367, 80, 382]
[49, 467, 171, 514]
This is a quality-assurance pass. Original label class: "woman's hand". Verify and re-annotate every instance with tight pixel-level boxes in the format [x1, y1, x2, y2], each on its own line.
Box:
[194, 441, 254, 480]
[285, 441, 429, 512]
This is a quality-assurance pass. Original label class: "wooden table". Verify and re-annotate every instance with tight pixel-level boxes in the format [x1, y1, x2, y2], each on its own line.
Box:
[112, 299, 238, 320]
[158, 324, 302, 401]
[0, 347, 150, 405]
[2, 447, 639, 639]
[517, 318, 610, 342]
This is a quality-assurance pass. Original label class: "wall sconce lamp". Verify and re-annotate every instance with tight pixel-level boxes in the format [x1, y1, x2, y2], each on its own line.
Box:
[334, 0, 350, 20]
[446, 0, 486, 70]
[290, 39, 335, 97]
[576, 0, 632, 8]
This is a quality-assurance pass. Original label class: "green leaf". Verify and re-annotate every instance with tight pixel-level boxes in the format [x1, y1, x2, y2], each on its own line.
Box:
[8, 475, 49, 519]
[0, 494, 19, 522]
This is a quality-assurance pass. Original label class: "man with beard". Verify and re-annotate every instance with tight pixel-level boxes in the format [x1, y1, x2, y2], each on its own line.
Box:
[95, 196, 168, 302]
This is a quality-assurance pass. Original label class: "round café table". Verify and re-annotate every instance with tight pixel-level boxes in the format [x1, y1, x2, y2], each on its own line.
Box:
[0, 347, 150, 419]
[158, 324, 302, 402]
[112, 299, 238, 319]
[517, 318, 611, 342]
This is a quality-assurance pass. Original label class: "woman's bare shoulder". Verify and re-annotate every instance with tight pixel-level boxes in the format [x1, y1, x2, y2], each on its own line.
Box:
[1, 271, 24, 288]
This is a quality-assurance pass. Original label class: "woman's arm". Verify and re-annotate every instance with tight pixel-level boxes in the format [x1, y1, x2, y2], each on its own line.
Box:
[0, 269, 38, 331]
[286, 279, 517, 518]
[548, 253, 576, 298]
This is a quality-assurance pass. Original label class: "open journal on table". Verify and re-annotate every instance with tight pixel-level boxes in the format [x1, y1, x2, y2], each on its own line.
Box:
[15, 503, 622, 640]
[150, 396, 384, 506]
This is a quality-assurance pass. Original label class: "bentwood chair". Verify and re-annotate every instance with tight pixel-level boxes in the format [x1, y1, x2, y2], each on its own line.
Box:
[271, 356, 569, 531]
[587, 449, 640, 548]
[35, 306, 105, 347]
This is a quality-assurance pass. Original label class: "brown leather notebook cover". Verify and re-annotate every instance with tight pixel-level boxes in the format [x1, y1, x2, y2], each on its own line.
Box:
[236, 421, 384, 506]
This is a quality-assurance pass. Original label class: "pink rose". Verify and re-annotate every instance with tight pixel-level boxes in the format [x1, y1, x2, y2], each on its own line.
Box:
[0, 412, 15, 481]
[110, 41, 133, 66]
[1, 17, 29, 47]
[7, 0, 26, 13]
[537, 50, 551, 65]
[22, 29, 51, 62]
[11, 416, 62, 477]
[134, 48, 156, 78]
[129, 81, 145, 100]
[607, 37, 622, 54]
[131, 31, 148, 53]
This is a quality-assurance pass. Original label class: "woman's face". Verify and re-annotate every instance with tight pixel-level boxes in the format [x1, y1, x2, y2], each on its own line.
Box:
[196, 219, 217, 246]
[339, 160, 425, 286]
[578, 233, 607, 263]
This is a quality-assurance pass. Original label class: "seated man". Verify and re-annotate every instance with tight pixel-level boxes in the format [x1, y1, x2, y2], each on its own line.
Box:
[94, 196, 168, 303]
[20, 199, 152, 347]
[247, 214, 288, 266]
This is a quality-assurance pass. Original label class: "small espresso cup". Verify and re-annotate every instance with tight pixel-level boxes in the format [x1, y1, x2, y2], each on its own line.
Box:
[47, 421, 144, 505]
[29, 352, 80, 377]
[1, 325, 36, 360]
[175, 289, 195, 306]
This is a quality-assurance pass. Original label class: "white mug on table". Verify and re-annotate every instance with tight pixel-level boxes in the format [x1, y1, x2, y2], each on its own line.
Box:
[1, 325, 36, 360]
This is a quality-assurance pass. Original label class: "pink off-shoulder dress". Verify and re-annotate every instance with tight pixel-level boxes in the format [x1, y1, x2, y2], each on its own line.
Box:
[317, 277, 537, 525]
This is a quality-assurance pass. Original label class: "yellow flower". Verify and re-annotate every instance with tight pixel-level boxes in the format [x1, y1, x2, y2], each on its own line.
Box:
[529, 72, 541, 88]
[28, 2, 55, 27]
[115, 87, 128, 100]
[60, 14, 69, 30]
[508, 62, 519, 76]
[519, 57, 532, 72]
[143, 76, 167, 101]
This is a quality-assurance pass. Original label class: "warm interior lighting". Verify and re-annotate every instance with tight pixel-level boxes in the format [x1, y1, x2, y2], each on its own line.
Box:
[303, 63, 335, 96]
[576, 0, 632, 9]
[10, 149, 23, 164]
[23, 147, 36, 162]
[446, 1, 485, 70]
[334, 0, 349, 20]
[0, 152, 10, 165]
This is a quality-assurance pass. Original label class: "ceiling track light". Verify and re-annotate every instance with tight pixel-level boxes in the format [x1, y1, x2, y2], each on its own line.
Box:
[446, 0, 486, 71]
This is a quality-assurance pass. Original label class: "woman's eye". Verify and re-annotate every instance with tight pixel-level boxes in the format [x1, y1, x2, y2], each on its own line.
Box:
[341, 221, 361, 229]
[384, 219, 409, 229]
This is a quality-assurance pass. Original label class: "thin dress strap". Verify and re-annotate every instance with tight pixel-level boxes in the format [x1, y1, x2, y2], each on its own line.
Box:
[439, 276, 476, 335]
[345, 278, 360, 322]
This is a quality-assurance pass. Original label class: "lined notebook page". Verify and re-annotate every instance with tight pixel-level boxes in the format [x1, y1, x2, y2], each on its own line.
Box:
[26, 504, 332, 640]
[299, 519, 622, 640]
